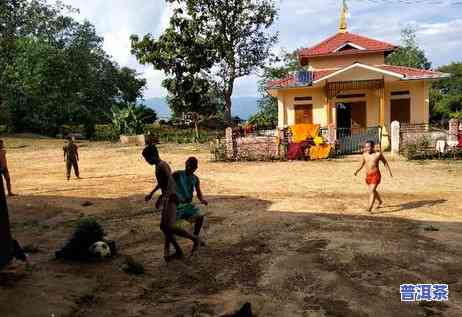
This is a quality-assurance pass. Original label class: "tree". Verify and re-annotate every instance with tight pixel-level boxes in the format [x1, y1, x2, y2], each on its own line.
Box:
[0, 0, 147, 134]
[131, 8, 219, 119]
[386, 26, 431, 70]
[248, 50, 299, 126]
[430, 62, 462, 122]
[131, 0, 278, 123]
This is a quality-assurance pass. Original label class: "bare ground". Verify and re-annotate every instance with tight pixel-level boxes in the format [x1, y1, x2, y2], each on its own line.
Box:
[1, 137, 462, 316]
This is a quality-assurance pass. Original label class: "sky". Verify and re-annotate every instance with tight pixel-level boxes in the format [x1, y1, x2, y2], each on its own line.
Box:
[61, 0, 462, 98]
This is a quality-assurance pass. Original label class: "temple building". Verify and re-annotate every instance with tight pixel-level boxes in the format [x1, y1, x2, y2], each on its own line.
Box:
[267, 1, 449, 148]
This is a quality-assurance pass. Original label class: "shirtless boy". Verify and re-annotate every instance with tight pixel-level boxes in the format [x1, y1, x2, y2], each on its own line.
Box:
[354, 140, 393, 212]
[142, 145, 201, 261]
[0, 140, 14, 196]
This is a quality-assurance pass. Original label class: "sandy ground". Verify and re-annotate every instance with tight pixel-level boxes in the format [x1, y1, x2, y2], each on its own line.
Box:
[1, 136, 462, 317]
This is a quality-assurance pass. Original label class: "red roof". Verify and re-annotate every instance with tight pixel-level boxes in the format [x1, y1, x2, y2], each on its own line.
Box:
[267, 64, 448, 89]
[376, 65, 447, 79]
[299, 32, 397, 62]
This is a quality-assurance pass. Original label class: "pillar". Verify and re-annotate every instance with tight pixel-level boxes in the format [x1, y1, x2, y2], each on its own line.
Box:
[390, 120, 400, 158]
[448, 118, 460, 146]
[225, 127, 235, 160]
[379, 87, 390, 151]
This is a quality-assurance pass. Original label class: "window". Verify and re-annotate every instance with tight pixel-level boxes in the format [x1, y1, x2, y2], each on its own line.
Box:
[336, 93, 366, 99]
[294, 96, 312, 101]
[294, 104, 313, 124]
[391, 91, 410, 96]
[391, 99, 411, 123]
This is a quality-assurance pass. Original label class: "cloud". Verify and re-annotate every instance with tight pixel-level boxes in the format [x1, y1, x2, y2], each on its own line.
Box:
[59, 0, 461, 97]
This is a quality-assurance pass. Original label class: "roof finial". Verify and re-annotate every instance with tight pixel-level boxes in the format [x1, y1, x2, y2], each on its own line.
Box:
[339, 0, 348, 33]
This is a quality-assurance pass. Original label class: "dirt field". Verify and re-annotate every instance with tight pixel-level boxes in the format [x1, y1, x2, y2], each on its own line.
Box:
[1, 136, 462, 317]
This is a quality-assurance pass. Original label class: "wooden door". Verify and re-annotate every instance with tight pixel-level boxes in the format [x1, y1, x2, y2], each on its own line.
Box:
[294, 104, 313, 124]
[391, 99, 411, 123]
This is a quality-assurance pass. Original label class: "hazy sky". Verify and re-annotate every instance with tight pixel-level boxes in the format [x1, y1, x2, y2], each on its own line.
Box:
[62, 0, 462, 98]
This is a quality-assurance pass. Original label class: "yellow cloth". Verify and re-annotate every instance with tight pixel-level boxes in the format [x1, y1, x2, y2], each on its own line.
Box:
[290, 124, 320, 143]
[172, 219, 192, 231]
[309, 144, 332, 160]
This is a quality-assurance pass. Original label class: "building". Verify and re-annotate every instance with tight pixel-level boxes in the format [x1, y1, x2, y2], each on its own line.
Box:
[267, 2, 449, 149]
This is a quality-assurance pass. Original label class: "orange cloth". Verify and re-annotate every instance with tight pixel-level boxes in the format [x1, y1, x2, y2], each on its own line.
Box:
[309, 144, 331, 160]
[290, 124, 320, 143]
[365, 170, 381, 185]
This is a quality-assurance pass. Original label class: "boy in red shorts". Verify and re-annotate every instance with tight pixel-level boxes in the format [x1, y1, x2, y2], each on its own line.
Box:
[354, 140, 393, 212]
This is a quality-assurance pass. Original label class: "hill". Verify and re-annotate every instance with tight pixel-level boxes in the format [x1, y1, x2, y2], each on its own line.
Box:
[144, 97, 259, 120]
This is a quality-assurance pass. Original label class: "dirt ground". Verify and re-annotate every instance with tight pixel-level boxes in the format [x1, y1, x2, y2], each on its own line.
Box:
[1, 136, 462, 317]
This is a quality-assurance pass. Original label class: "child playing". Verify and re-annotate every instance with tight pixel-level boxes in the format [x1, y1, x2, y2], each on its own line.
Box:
[172, 157, 208, 253]
[354, 140, 393, 212]
[143, 145, 201, 261]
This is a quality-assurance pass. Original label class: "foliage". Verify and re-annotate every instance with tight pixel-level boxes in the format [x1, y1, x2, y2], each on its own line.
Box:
[430, 62, 462, 122]
[55, 217, 105, 261]
[131, 0, 278, 122]
[386, 26, 431, 70]
[0, 0, 147, 135]
[111, 104, 145, 136]
[94, 124, 119, 141]
[249, 50, 299, 126]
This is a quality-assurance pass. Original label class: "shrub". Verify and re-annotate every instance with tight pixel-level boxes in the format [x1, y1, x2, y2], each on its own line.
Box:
[94, 124, 118, 141]
[55, 217, 105, 261]
[0, 125, 7, 134]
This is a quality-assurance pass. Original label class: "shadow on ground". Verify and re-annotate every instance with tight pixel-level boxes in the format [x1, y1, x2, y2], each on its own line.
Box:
[1, 193, 461, 317]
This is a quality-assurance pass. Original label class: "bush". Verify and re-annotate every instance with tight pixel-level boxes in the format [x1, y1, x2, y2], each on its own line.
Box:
[405, 136, 433, 160]
[55, 217, 105, 261]
[0, 125, 7, 134]
[94, 124, 118, 141]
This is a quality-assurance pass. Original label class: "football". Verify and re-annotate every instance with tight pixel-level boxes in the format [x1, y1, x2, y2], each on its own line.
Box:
[89, 241, 111, 258]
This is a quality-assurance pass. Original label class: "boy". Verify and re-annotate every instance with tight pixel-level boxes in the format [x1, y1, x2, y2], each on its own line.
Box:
[172, 157, 208, 252]
[63, 137, 80, 180]
[354, 140, 393, 212]
[142, 145, 201, 261]
[0, 140, 14, 196]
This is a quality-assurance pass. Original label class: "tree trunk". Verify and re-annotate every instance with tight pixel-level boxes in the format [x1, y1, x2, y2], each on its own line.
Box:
[0, 170, 13, 269]
[224, 92, 232, 125]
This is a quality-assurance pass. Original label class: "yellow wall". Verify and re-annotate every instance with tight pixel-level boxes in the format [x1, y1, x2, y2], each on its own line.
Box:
[308, 53, 385, 69]
[386, 80, 429, 125]
[276, 87, 327, 128]
[276, 79, 430, 128]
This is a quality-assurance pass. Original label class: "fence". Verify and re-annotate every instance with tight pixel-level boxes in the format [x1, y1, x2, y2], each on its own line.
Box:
[392, 119, 461, 159]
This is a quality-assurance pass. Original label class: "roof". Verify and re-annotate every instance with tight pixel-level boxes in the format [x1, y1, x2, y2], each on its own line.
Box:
[375, 65, 448, 79]
[299, 32, 397, 62]
[267, 69, 339, 89]
[267, 63, 449, 90]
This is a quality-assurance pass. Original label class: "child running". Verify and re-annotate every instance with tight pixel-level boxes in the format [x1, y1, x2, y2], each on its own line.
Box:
[354, 140, 393, 212]
[0, 139, 15, 196]
[142, 145, 201, 261]
[172, 157, 208, 253]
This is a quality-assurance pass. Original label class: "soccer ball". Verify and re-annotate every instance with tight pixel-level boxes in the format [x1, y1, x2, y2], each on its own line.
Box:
[89, 241, 111, 258]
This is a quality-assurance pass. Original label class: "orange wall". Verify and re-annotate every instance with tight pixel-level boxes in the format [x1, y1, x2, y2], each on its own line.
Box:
[308, 53, 385, 69]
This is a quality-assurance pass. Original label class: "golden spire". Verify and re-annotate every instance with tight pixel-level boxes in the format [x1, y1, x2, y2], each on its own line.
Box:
[339, 0, 348, 33]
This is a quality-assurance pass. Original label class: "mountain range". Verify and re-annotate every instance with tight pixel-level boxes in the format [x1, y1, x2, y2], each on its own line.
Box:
[144, 97, 260, 120]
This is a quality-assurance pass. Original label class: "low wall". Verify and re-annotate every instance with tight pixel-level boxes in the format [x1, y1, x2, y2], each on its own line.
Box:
[235, 136, 279, 160]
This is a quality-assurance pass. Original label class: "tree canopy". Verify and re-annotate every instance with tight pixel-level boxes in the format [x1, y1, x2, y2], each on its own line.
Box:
[386, 26, 431, 70]
[431, 62, 462, 121]
[0, 0, 147, 136]
[131, 0, 278, 123]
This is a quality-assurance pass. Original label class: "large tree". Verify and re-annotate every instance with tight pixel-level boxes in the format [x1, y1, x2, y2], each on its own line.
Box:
[430, 62, 462, 122]
[131, 0, 278, 123]
[0, 0, 147, 135]
[386, 26, 431, 70]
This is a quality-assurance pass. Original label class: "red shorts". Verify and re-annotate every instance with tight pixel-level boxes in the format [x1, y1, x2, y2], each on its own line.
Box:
[366, 170, 381, 185]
